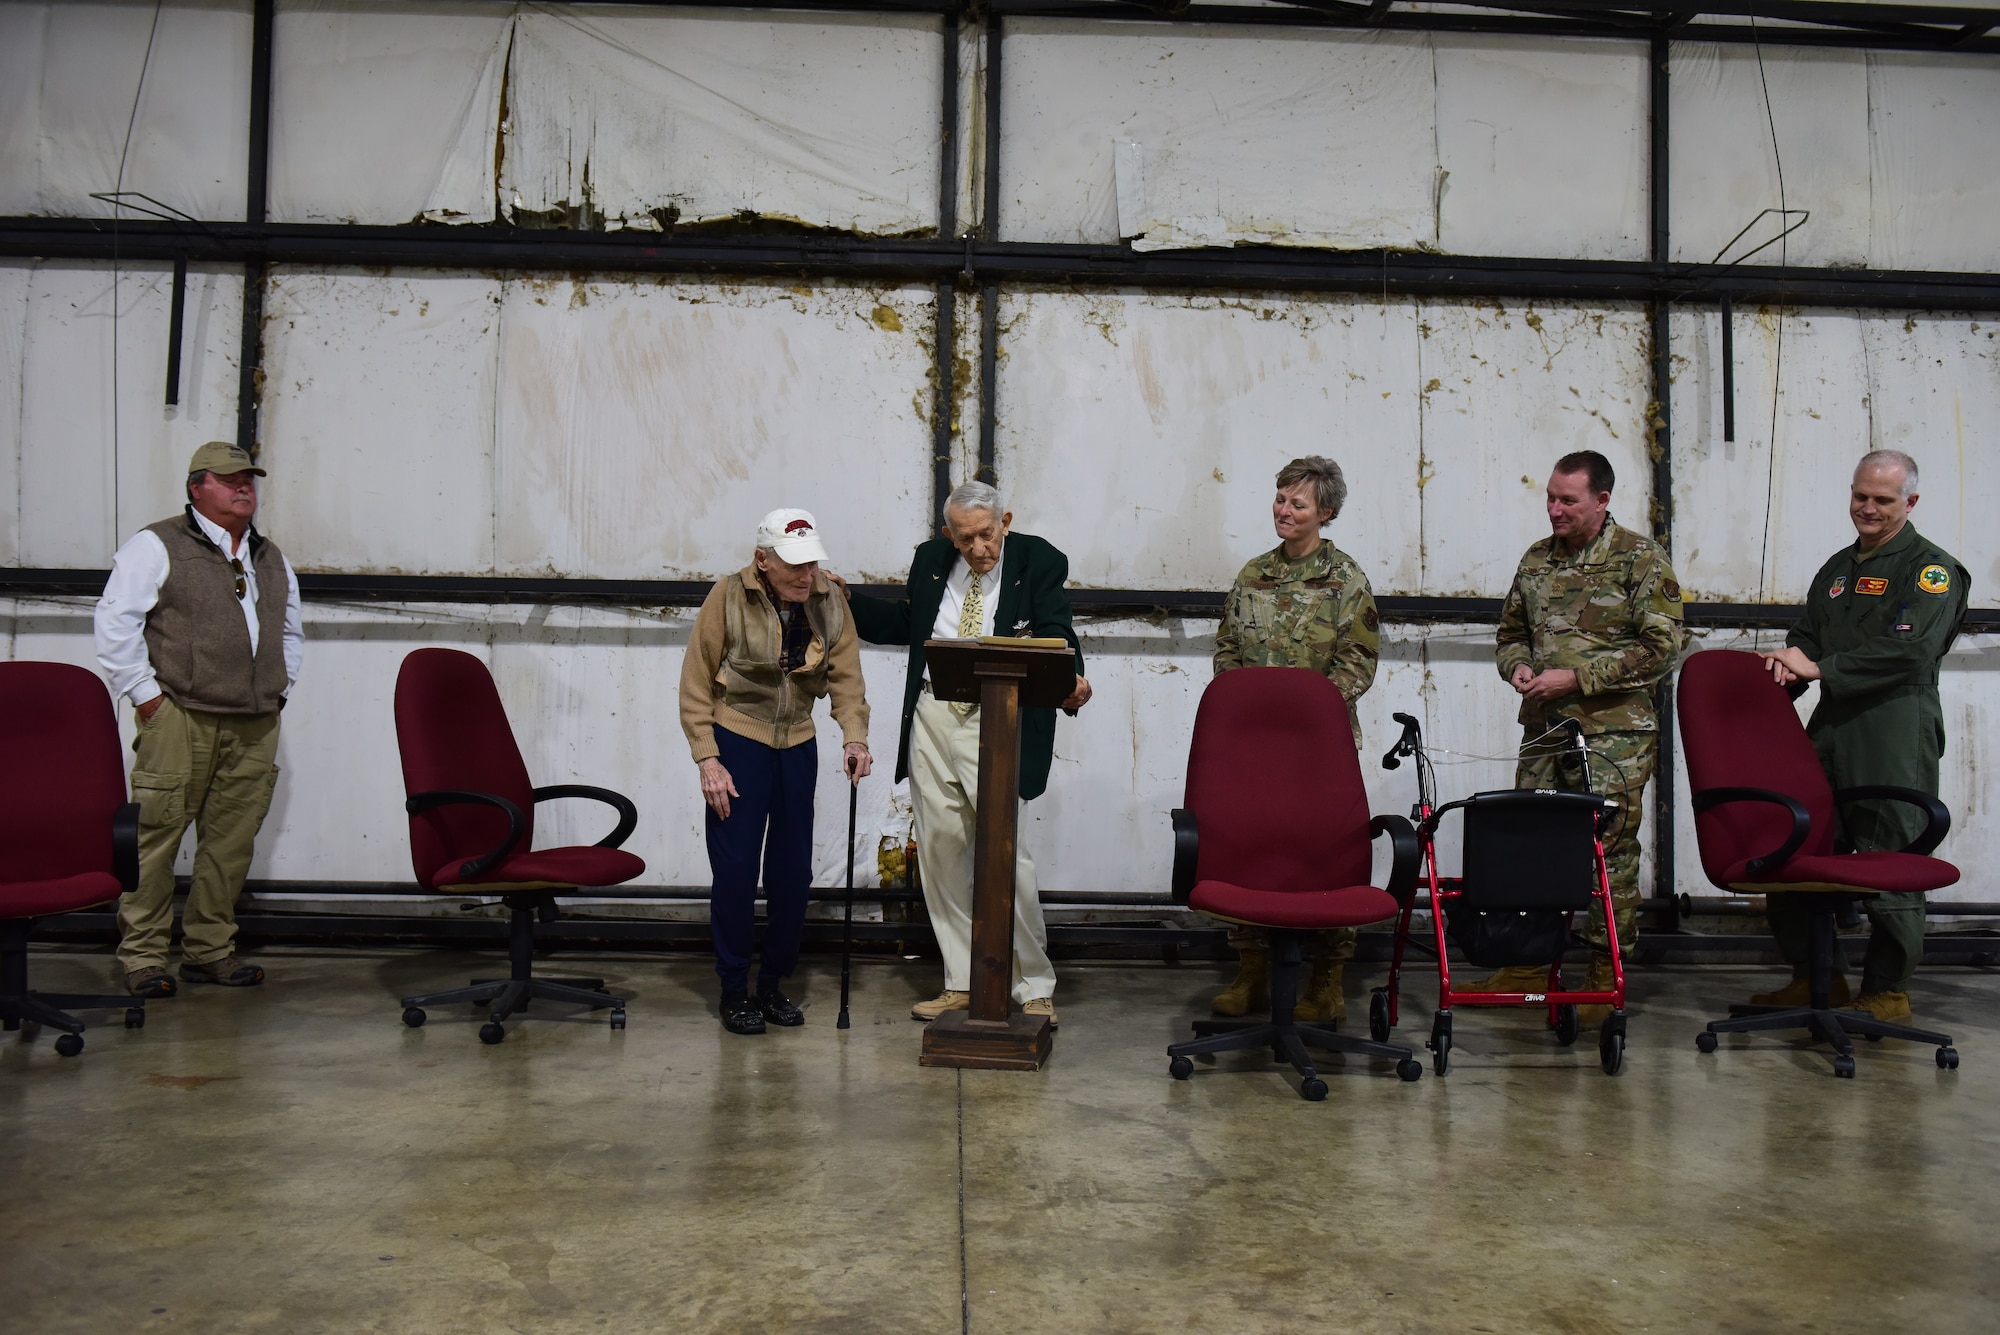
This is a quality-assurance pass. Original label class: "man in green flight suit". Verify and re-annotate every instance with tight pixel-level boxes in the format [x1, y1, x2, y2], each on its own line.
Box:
[1484, 450, 1685, 1028]
[1758, 449, 1969, 1024]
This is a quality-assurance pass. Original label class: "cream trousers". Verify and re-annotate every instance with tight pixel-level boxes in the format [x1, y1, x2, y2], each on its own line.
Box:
[909, 693, 1055, 1002]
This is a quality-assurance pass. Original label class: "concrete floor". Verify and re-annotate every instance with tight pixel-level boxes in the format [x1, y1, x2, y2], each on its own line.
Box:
[3, 947, 1998, 1334]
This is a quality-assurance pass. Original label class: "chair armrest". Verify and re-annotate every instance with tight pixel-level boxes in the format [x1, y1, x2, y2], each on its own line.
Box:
[1691, 786, 1813, 876]
[1170, 808, 1199, 905]
[405, 789, 527, 880]
[533, 784, 639, 850]
[1370, 813, 1421, 908]
[1833, 786, 1951, 857]
[112, 801, 141, 896]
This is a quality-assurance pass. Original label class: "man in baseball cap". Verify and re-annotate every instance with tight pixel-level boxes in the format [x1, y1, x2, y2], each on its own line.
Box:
[92, 442, 301, 998]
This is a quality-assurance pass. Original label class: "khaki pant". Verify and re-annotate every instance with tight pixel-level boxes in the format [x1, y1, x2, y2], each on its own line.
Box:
[910, 693, 1055, 1002]
[118, 698, 281, 972]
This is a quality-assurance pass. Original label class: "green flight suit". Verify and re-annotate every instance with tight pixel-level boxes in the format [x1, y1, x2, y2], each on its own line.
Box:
[1495, 517, 1685, 953]
[1768, 521, 1969, 994]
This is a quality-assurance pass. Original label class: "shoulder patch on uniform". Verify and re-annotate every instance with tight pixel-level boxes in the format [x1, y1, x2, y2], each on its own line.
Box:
[1661, 579, 1680, 602]
[1827, 575, 1846, 599]
[1362, 606, 1380, 632]
[1918, 563, 1951, 595]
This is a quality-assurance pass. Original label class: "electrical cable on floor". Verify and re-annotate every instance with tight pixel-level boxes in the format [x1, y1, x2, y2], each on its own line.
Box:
[108, 1, 167, 548]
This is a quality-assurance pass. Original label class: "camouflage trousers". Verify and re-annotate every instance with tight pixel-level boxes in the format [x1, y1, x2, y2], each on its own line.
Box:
[1516, 728, 1657, 956]
[1225, 925, 1357, 961]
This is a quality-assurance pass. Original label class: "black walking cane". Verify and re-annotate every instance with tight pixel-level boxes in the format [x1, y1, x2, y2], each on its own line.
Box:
[837, 754, 859, 1030]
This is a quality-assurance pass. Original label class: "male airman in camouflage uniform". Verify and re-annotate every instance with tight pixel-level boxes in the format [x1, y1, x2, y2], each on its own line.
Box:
[1758, 449, 1969, 1023]
[1484, 450, 1685, 1025]
[1211, 456, 1381, 1024]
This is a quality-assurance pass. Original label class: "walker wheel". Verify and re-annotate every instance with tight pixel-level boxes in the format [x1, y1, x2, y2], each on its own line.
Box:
[1431, 1030, 1452, 1077]
[54, 1032, 84, 1057]
[1937, 1046, 1959, 1070]
[609, 1009, 627, 1031]
[401, 1007, 426, 1029]
[1599, 1026, 1625, 1076]
[1696, 1031, 1719, 1054]
[1832, 1054, 1856, 1079]
[1397, 1058, 1423, 1082]
[1168, 1056, 1193, 1081]
[124, 1007, 145, 1030]
[1300, 1077, 1328, 1102]
[1554, 1004, 1580, 1047]
[479, 1022, 505, 1045]
[1368, 990, 1392, 1043]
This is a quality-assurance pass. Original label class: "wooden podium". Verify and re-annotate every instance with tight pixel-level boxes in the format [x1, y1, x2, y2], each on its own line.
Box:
[918, 637, 1077, 1071]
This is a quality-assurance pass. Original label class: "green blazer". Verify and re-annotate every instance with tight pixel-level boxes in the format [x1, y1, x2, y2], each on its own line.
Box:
[849, 532, 1084, 801]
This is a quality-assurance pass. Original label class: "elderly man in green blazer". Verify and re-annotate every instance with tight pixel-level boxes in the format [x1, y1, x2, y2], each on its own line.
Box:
[841, 481, 1090, 1027]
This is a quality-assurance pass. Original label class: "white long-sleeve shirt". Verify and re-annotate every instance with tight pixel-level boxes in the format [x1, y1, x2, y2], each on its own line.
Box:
[93, 508, 305, 708]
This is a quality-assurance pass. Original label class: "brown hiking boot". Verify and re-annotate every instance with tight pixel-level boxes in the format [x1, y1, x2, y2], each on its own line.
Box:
[178, 955, 265, 987]
[910, 990, 970, 1021]
[1749, 974, 1850, 1008]
[1844, 990, 1912, 1023]
[125, 965, 176, 999]
[1459, 964, 1550, 994]
[1577, 956, 1618, 1030]
[1294, 959, 1346, 1026]
[1211, 945, 1269, 1017]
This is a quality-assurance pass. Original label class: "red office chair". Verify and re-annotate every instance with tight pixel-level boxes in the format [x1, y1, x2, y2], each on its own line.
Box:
[1167, 667, 1424, 1098]
[394, 648, 645, 1044]
[1677, 649, 1959, 1076]
[0, 662, 145, 1055]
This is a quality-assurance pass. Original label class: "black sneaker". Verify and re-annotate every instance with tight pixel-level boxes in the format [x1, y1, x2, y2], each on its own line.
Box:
[757, 991, 805, 1027]
[720, 993, 766, 1035]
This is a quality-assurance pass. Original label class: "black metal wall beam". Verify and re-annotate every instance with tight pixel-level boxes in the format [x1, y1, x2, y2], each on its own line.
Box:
[11, 219, 2000, 311]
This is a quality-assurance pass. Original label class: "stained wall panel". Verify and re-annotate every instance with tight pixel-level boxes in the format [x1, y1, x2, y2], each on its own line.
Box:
[0, 263, 26, 568]
[270, 0, 512, 225]
[999, 23, 1438, 249]
[993, 290, 1423, 593]
[0, 0, 252, 221]
[503, 7, 941, 234]
[493, 278, 934, 583]
[1869, 53, 2000, 273]
[1435, 37, 1649, 261]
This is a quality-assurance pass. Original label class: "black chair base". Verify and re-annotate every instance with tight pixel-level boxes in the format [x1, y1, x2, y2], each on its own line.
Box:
[1694, 892, 1958, 1077]
[0, 921, 143, 1056]
[398, 893, 627, 1045]
[1167, 931, 1421, 1099]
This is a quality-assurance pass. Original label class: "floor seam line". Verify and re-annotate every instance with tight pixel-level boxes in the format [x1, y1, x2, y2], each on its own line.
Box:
[957, 1067, 969, 1335]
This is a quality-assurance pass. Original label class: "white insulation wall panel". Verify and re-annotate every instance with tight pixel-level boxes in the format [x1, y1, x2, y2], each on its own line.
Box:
[1868, 53, 2000, 273]
[501, 8, 941, 233]
[269, 0, 512, 226]
[3, 261, 242, 568]
[0, 0, 252, 221]
[1670, 308, 2000, 603]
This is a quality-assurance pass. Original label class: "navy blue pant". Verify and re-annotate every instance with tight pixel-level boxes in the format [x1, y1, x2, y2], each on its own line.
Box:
[706, 726, 817, 996]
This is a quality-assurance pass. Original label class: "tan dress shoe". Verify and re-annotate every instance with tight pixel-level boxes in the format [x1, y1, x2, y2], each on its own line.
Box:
[910, 990, 970, 1021]
[1022, 996, 1058, 1029]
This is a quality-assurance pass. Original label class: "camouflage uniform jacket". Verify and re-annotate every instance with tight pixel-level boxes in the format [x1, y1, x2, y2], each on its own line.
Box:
[1495, 517, 1684, 734]
[1214, 542, 1380, 744]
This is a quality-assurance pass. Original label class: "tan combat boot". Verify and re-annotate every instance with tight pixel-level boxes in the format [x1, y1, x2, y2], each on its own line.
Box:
[1459, 964, 1550, 994]
[1844, 990, 1912, 1023]
[1294, 958, 1345, 1026]
[1211, 944, 1270, 1017]
[1749, 974, 1851, 1008]
[1577, 955, 1618, 1030]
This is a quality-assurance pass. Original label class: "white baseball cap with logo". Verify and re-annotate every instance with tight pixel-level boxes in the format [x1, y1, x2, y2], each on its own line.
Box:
[756, 508, 830, 565]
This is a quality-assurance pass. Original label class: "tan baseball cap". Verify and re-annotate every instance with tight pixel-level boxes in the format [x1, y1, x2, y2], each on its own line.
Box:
[186, 440, 265, 477]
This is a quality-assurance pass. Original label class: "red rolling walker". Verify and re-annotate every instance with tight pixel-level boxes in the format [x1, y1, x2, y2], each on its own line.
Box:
[1368, 712, 1629, 1076]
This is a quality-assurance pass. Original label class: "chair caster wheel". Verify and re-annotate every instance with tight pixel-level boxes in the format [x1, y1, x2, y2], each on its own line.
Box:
[1937, 1046, 1959, 1070]
[1832, 1055, 1856, 1079]
[1864, 1032, 1882, 1043]
[1397, 1058, 1423, 1082]
[1599, 1028, 1625, 1076]
[479, 1022, 505, 1045]
[125, 1007, 145, 1030]
[1168, 1056, 1193, 1081]
[54, 1033, 83, 1057]
[1368, 989, 1392, 1043]
[609, 1009, 627, 1031]
[1300, 1077, 1328, 1101]
[1696, 1031, 1718, 1054]
[402, 1007, 426, 1029]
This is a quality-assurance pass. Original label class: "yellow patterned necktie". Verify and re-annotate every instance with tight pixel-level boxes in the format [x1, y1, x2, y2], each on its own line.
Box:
[952, 569, 983, 718]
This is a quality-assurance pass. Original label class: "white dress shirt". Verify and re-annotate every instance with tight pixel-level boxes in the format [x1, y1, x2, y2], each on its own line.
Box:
[931, 540, 1003, 641]
[93, 508, 305, 708]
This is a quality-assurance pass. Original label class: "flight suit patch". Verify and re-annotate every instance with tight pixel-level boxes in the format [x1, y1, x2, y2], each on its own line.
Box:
[1827, 575, 1846, 599]
[1855, 577, 1889, 596]
[1918, 564, 1951, 595]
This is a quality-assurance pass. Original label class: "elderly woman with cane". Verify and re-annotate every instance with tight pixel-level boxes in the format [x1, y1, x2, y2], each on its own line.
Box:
[679, 509, 871, 1035]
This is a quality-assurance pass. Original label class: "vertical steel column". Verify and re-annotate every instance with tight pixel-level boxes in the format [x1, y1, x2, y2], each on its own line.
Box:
[976, 12, 1002, 487]
[932, 9, 961, 524]
[1649, 33, 1680, 931]
[236, 0, 274, 455]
